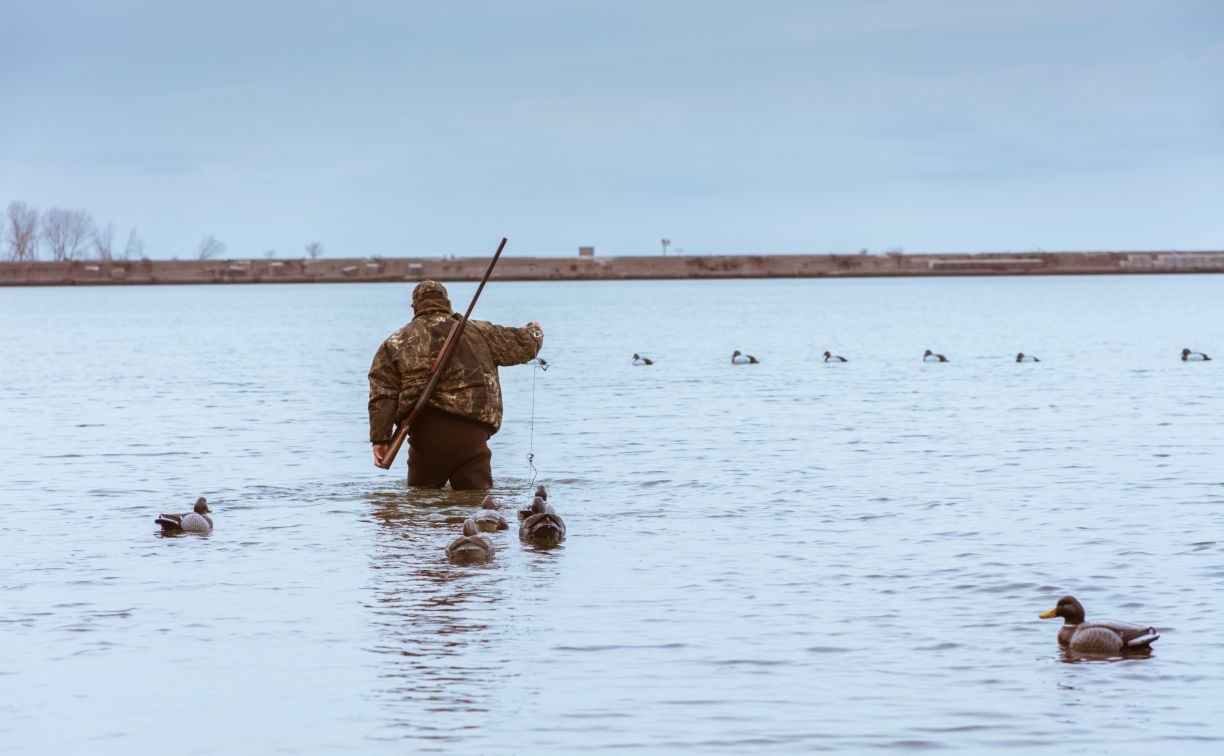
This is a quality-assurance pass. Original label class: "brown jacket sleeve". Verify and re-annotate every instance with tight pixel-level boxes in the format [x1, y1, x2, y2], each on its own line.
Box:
[367, 341, 401, 443]
[470, 320, 543, 366]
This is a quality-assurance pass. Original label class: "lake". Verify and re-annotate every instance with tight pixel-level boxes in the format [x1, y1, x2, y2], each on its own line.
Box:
[2, 274, 1223, 753]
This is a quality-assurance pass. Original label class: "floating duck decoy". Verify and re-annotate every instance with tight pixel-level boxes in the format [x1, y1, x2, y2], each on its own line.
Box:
[446, 518, 495, 562]
[632, 353, 653, 366]
[519, 496, 566, 546]
[1016, 352, 1040, 363]
[823, 351, 847, 363]
[471, 494, 508, 532]
[1181, 348, 1211, 362]
[155, 497, 213, 534]
[1039, 595, 1159, 655]
[923, 349, 949, 363]
[731, 350, 759, 364]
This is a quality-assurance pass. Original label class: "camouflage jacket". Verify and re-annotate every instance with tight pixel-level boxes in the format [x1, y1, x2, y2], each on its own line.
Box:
[368, 311, 543, 442]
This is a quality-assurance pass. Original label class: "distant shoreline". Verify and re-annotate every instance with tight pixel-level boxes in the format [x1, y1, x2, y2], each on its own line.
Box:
[3, 251, 1223, 286]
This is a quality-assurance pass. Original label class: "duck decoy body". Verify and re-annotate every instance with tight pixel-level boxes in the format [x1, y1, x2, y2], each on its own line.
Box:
[1182, 348, 1211, 362]
[446, 519, 495, 562]
[155, 497, 213, 534]
[923, 349, 948, 362]
[1039, 595, 1159, 655]
[632, 353, 653, 366]
[471, 494, 508, 532]
[823, 351, 847, 363]
[731, 350, 759, 365]
[519, 496, 566, 546]
[1016, 352, 1040, 363]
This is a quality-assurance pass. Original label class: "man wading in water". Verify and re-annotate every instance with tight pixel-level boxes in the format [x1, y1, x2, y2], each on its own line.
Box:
[368, 280, 544, 489]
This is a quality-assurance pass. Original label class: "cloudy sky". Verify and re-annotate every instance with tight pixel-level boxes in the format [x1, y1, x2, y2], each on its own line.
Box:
[2, 0, 1220, 259]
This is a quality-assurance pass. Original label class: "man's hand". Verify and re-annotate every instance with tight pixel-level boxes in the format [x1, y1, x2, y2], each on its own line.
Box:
[372, 443, 390, 467]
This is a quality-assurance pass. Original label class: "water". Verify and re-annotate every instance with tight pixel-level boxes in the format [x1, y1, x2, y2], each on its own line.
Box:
[2, 275, 1223, 754]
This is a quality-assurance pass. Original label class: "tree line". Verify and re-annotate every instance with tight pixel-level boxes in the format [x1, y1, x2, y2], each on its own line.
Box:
[3, 200, 324, 262]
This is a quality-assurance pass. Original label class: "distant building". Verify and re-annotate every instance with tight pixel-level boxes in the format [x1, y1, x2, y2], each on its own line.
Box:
[578, 246, 595, 257]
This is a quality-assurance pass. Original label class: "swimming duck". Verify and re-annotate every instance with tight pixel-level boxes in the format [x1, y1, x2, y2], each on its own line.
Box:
[446, 518, 495, 562]
[1181, 348, 1211, 362]
[731, 350, 759, 365]
[471, 494, 508, 532]
[155, 497, 213, 534]
[823, 351, 847, 363]
[632, 353, 653, 366]
[1039, 595, 1159, 655]
[923, 349, 948, 363]
[519, 496, 566, 546]
[1016, 352, 1040, 363]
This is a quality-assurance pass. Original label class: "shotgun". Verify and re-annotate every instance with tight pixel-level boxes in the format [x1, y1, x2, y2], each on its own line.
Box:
[375, 237, 507, 470]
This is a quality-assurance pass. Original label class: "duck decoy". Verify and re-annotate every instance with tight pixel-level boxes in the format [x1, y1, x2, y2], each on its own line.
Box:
[632, 353, 653, 366]
[923, 349, 949, 363]
[1181, 348, 1211, 362]
[471, 494, 508, 532]
[731, 350, 759, 364]
[823, 351, 847, 363]
[1039, 595, 1159, 655]
[446, 518, 495, 562]
[519, 496, 566, 546]
[155, 497, 213, 534]
[1016, 352, 1040, 363]
[519, 485, 549, 520]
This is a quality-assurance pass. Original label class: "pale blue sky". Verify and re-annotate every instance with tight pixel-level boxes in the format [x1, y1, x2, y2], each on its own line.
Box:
[2, 0, 1221, 259]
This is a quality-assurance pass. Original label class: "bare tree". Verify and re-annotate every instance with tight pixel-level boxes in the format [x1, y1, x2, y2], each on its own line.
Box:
[304, 241, 323, 259]
[123, 227, 145, 260]
[42, 208, 95, 261]
[5, 201, 40, 261]
[93, 222, 115, 260]
[198, 235, 225, 260]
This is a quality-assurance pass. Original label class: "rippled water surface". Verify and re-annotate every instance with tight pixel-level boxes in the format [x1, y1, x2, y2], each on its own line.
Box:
[3, 275, 1224, 754]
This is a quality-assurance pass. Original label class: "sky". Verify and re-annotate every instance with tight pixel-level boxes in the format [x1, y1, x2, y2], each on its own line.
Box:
[1, 0, 1221, 259]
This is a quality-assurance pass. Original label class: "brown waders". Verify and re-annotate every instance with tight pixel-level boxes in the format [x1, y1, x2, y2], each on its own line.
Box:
[406, 408, 494, 490]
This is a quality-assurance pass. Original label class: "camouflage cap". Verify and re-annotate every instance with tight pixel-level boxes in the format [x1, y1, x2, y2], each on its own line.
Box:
[412, 280, 449, 307]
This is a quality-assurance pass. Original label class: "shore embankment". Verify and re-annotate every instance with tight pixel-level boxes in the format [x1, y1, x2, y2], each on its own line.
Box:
[2, 250, 1223, 286]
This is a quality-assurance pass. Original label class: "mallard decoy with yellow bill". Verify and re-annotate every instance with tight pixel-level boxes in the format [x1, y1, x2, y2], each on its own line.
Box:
[1039, 595, 1159, 654]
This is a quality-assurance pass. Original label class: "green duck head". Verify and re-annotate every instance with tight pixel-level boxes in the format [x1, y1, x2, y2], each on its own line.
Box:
[1039, 595, 1086, 624]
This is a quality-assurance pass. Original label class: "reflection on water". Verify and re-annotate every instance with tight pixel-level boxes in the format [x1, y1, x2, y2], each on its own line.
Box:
[363, 484, 559, 746]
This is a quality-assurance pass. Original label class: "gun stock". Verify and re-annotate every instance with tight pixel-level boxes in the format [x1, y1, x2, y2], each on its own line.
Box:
[375, 237, 507, 470]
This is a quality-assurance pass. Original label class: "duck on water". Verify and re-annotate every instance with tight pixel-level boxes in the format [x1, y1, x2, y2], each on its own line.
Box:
[446, 518, 495, 563]
[1016, 352, 1040, 363]
[1182, 348, 1211, 362]
[823, 351, 847, 363]
[731, 350, 759, 364]
[632, 353, 653, 366]
[519, 496, 566, 546]
[1039, 595, 1159, 655]
[471, 494, 508, 532]
[923, 349, 949, 363]
[155, 497, 213, 534]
